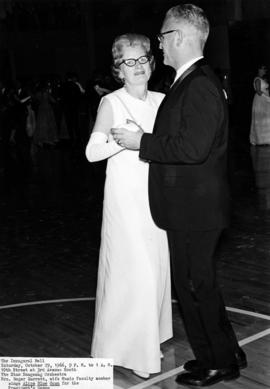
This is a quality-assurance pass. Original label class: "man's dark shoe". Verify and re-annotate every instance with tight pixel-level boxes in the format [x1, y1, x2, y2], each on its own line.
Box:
[176, 365, 240, 386]
[184, 347, 247, 372]
[183, 359, 203, 372]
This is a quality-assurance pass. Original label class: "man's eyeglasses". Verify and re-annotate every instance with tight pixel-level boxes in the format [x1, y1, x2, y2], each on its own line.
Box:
[157, 29, 178, 42]
[118, 55, 150, 68]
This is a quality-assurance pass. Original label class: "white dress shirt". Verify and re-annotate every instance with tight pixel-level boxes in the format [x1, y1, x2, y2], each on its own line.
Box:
[172, 56, 204, 85]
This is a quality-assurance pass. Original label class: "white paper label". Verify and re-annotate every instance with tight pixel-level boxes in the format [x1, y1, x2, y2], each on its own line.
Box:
[0, 358, 113, 389]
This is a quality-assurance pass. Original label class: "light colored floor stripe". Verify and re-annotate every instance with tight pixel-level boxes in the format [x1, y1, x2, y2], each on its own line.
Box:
[173, 300, 270, 321]
[127, 366, 185, 389]
[1, 299, 270, 323]
[0, 297, 270, 389]
[0, 297, 95, 310]
[127, 328, 270, 389]
[226, 306, 270, 321]
[239, 328, 270, 346]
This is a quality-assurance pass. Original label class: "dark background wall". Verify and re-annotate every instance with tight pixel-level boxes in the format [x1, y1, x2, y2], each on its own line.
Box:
[0, 0, 234, 81]
[0, 0, 269, 132]
[0, 0, 269, 79]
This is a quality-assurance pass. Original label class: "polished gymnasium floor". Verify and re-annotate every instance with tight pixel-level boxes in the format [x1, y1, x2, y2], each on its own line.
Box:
[0, 133, 270, 388]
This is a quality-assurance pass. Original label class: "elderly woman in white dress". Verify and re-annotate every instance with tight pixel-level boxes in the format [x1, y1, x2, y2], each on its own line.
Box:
[250, 65, 270, 146]
[85, 34, 172, 379]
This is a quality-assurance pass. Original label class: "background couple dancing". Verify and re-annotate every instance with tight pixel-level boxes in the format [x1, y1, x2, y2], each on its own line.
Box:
[86, 3, 247, 387]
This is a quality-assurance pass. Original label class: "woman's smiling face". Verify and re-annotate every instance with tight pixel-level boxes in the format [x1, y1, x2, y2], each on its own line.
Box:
[118, 45, 152, 87]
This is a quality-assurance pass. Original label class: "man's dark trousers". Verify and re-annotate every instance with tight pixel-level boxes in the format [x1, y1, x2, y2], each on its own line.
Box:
[167, 228, 239, 369]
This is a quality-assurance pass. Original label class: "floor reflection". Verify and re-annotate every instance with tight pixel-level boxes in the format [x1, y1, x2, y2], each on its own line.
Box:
[250, 145, 270, 209]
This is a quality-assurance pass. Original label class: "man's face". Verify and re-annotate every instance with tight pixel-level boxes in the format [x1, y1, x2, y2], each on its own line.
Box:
[159, 18, 179, 69]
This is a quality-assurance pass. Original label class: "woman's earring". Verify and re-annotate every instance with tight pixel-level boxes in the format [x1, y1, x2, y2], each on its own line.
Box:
[121, 77, 125, 84]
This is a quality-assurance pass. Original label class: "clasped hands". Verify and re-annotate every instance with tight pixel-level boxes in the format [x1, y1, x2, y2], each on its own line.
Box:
[111, 119, 143, 150]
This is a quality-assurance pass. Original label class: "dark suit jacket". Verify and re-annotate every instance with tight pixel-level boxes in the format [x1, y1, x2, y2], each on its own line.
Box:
[140, 59, 230, 231]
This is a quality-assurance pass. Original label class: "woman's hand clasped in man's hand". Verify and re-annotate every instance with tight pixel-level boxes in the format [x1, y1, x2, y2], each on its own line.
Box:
[112, 121, 144, 150]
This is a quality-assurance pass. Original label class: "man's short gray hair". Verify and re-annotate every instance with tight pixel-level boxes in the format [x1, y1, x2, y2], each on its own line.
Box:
[165, 4, 210, 49]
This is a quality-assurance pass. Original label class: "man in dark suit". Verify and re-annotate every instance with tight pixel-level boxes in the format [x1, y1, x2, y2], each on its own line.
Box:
[112, 4, 247, 387]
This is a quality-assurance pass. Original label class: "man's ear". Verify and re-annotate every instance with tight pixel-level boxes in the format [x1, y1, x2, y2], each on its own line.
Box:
[175, 29, 183, 47]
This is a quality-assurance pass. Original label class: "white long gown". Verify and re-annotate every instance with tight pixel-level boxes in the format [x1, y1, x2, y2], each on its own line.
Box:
[250, 77, 270, 145]
[91, 87, 173, 373]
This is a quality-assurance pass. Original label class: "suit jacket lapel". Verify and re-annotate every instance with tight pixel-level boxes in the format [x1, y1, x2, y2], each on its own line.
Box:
[170, 58, 205, 92]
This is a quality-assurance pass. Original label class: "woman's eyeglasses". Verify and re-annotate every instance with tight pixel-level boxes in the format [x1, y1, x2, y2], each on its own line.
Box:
[118, 55, 150, 68]
[157, 29, 178, 42]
